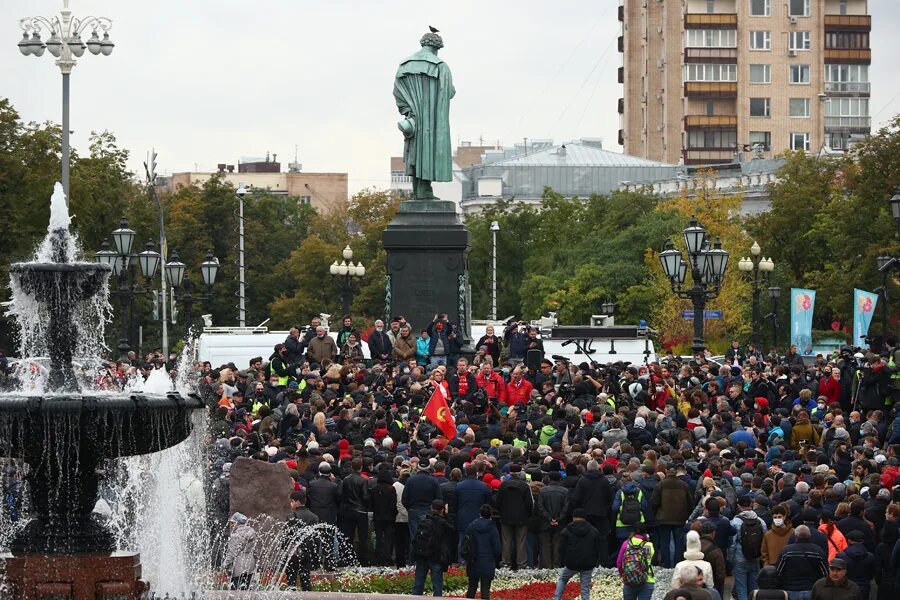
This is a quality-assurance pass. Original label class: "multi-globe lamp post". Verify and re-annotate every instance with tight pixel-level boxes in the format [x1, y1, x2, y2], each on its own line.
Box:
[164, 251, 220, 340]
[737, 242, 775, 348]
[95, 218, 161, 361]
[659, 216, 729, 355]
[18, 0, 114, 204]
[330, 245, 365, 315]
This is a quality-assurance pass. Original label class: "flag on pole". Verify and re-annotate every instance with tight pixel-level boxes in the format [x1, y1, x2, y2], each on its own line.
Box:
[423, 385, 456, 439]
[853, 288, 878, 344]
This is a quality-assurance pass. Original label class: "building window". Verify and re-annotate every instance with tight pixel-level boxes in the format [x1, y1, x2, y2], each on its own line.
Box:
[789, 31, 811, 51]
[750, 0, 771, 16]
[790, 132, 811, 151]
[789, 0, 810, 16]
[825, 64, 870, 93]
[683, 63, 737, 82]
[750, 98, 771, 117]
[789, 98, 810, 117]
[687, 129, 737, 149]
[749, 64, 771, 83]
[749, 131, 772, 150]
[839, 0, 848, 15]
[706, 100, 716, 116]
[825, 97, 870, 117]
[790, 64, 811, 84]
[825, 32, 869, 49]
[707, 0, 715, 13]
[299, 195, 312, 205]
[685, 29, 736, 48]
[750, 31, 771, 50]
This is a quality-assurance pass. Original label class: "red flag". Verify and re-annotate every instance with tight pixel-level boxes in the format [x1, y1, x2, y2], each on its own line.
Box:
[423, 385, 456, 439]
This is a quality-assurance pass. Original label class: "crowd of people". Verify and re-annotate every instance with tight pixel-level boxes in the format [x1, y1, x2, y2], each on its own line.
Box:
[194, 313, 900, 599]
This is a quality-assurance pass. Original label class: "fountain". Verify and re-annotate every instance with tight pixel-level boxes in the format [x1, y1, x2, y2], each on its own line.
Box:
[0, 183, 204, 599]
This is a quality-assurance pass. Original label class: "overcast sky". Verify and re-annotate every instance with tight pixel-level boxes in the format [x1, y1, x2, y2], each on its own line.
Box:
[3, 1, 900, 195]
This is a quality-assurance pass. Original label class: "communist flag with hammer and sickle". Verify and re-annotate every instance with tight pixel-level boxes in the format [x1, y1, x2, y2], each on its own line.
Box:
[423, 385, 456, 439]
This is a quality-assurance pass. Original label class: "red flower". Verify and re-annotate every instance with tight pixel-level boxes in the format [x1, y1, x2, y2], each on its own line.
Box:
[861, 297, 873, 313]
[800, 294, 812, 311]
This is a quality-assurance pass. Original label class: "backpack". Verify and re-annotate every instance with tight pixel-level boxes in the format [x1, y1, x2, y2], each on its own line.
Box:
[740, 516, 764, 559]
[460, 530, 475, 562]
[621, 538, 651, 586]
[413, 514, 439, 559]
[619, 490, 642, 526]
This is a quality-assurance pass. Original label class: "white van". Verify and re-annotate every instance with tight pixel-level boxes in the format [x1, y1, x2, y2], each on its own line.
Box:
[196, 326, 371, 368]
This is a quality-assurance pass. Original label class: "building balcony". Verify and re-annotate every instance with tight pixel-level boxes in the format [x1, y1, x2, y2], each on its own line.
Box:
[618, 4, 624, 22]
[684, 47, 738, 63]
[684, 13, 737, 29]
[684, 82, 738, 98]
[618, 66, 624, 84]
[825, 81, 871, 94]
[683, 148, 737, 165]
[824, 15, 871, 31]
[684, 115, 738, 128]
[618, 98, 624, 114]
[824, 48, 871, 64]
[618, 129, 625, 146]
[618, 35, 624, 53]
[390, 174, 412, 185]
[825, 116, 871, 130]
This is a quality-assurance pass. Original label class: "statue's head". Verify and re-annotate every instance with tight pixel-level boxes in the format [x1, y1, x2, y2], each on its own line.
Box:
[420, 32, 444, 50]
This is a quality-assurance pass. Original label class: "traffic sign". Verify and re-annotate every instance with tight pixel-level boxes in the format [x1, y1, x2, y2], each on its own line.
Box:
[681, 310, 723, 319]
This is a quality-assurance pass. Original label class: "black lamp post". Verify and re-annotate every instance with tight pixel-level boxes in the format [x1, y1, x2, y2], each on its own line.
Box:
[165, 250, 219, 340]
[738, 242, 775, 348]
[765, 286, 782, 350]
[329, 245, 365, 315]
[601, 301, 617, 354]
[659, 216, 729, 355]
[95, 217, 160, 361]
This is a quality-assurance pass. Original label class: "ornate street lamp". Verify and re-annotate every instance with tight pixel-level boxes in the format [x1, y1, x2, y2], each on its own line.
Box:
[659, 216, 729, 355]
[166, 250, 218, 339]
[330, 245, 365, 315]
[738, 241, 775, 348]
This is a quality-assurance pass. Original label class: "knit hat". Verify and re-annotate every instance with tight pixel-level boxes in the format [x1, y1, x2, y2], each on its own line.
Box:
[634, 417, 646, 429]
[684, 530, 704, 560]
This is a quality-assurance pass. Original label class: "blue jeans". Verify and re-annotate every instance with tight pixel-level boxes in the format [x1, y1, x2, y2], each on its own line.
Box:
[412, 561, 443, 596]
[623, 582, 655, 600]
[553, 567, 592, 600]
[733, 559, 760, 600]
[787, 593, 811, 600]
[656, 525, 686, 568]
[429, 356, 447, 368]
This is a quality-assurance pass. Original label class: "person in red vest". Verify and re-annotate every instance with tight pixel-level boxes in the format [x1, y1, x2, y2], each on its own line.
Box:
[475, 362, 507, 405]
[506, 365, 533, 406]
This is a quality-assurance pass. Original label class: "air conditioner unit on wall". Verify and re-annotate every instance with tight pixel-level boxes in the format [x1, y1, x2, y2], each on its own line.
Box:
[789, 16, 798, 25]
[788, 49, 797, 57]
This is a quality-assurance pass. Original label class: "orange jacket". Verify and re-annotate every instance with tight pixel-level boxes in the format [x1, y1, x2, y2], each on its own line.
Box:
[819, 523, 848, 562]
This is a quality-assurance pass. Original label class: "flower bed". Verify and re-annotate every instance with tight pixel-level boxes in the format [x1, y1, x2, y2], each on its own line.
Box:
[307, 567, 674, 599]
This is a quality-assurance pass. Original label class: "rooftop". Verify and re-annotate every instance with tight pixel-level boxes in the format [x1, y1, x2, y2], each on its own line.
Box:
[478, 139, 678, 169]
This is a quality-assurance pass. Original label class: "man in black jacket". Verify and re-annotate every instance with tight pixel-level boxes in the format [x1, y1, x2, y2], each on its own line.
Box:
[368, 320, 393, 363]
[411, 499, 453, 596]
[568, 460, 613, 566]
[539, 471, 568, 567]
[284, 327, 304, 365]
[553, 508, 603, 600]
[402, 466, 443, 544]
[307, 462, 340, 524]
[284, 489, 319, 591]
[338, 458, 370, 565]
[447, 358, 477, 402]
[837, 498, 876, 552]
[497, 464, 533, 570]
[775, 525, 829, 596]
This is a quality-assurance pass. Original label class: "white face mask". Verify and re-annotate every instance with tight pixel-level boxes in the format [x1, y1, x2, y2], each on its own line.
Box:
[818, 403, 825, 410]
[773, 517, 784, 527]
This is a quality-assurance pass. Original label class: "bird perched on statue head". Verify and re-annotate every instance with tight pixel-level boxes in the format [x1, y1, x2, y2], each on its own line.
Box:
[429, 25, 439, 33]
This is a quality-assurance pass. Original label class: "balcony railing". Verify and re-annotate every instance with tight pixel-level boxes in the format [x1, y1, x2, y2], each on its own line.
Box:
[824, 15, 871, 31]
[390, 175, 412, 185]
[824, 49, 871, 63]
[684, 115, 738, 128]
[684, 47, 738, 63]
[825, 116, 872, 129]
[684, 13, 738, 29]
[683, 149, 737, 165]
[684, 82, 738, 98]
[825, 81, 871, 94]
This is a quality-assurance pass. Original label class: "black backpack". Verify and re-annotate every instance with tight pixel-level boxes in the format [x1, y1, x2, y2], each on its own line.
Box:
[619, 490, 642, 526]
[460, 529, 475, 562]
[413, 514, 439, 559]
[740, 516, 764, 559]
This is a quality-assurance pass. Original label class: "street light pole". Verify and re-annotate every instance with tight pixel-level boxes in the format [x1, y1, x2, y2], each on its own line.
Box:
[766, 286, 782, 350]
[235, 185, 247, 327]
[659, 216, 730, 356]
[738, 242, 775, 348]
[490, 221, 499, 320]
[165, 250, 219, 342]
[19, 0, 114, 205]
[330, 245, 365, 315]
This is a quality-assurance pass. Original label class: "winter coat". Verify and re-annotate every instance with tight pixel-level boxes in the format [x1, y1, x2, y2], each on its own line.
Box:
[790, 418, 820, 451]
[673, 532, 713, 589]
[455, 477, 492, 535]
[464, 517, 502, 578]
[416, 336, 430, 365]
[340, 472, 370, 513]
[809, 577, 861, 600]
[700, 534, 727, 593]
[224, 524, 257, 576]
[367, 330, 393, 361]
[393, 481, 408, 523]
[539, 483, 569, 524]
[819, 523, 848, 562]
[371, 481, 398, 523]
[836, 543, 875, 599]
[616, 534, 657, 583]
[497, 475, 533, 527]
[612, 482, 651, 532]
[440, 480, 458, 530]
[759, 521, 793, 566]
[559, 519, 603, 571]
[775, 541, 828, 591]
[402, 472, 442, 511]
[568, 469, 613, 519]
[837, 515, 875, 552]
[651, 474, 694, 525]
[340, 341, 364, 364]
[729, 510, 767, 563]
[413, 512, 452, 565]
[392, 334, 417, 361]
[307, 476, 340, 524]
[306, 335, 338, 365]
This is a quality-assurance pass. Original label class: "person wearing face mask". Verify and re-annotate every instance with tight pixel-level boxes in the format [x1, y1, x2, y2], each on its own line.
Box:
[761, 505, 794, 567]
[368, 319, 393, 363]
[426, 314, 451, 368]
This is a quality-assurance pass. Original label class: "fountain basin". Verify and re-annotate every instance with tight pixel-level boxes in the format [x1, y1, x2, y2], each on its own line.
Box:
[0, 392, 204, 555]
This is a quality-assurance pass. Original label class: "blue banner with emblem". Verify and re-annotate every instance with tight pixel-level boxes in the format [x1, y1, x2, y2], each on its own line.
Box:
[853, 288, 878, 345]
[790, 288, 816, 355]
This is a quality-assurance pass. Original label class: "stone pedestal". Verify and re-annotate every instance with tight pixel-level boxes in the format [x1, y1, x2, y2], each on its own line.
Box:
[383, 200, 472, 348]
[1, 552, 147, 600]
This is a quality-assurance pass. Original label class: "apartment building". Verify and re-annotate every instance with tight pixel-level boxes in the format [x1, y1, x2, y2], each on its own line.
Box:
[618, 0, 871, 165]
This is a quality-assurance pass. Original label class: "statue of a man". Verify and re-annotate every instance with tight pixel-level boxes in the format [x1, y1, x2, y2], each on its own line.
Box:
[394, 31, 455, 200]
